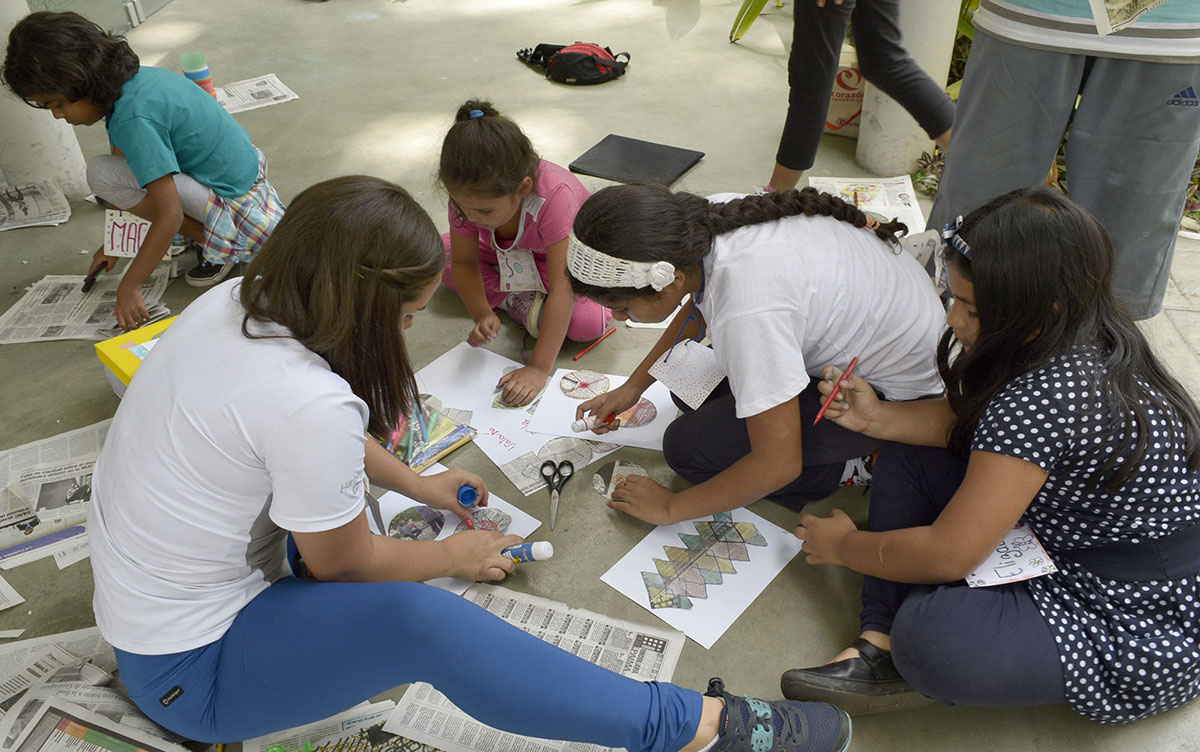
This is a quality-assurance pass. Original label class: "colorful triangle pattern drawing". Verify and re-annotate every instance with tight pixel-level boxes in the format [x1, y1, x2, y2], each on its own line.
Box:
[641, 511, 768, 610]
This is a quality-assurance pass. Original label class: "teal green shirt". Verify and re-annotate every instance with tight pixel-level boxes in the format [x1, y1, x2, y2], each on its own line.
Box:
[106, 67, 257, 199]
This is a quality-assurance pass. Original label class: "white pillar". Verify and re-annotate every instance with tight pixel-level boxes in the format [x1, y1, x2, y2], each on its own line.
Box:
[855, 0, 959, 176]
[0, 0, 89, 200]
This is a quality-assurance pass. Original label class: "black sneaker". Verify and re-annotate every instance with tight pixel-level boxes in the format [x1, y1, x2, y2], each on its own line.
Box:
[185, 247, 235, 288]
[706, 677, 851, 752]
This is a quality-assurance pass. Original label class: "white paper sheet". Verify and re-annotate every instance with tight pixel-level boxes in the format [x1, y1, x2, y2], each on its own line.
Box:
[526, 369, 675, 451]
[415, 344, 618, 495]
[0, 576, 23, 614]
[374, 464, 541, 595]
[602, 508, 804, 649]
[806, 174, 927, 233]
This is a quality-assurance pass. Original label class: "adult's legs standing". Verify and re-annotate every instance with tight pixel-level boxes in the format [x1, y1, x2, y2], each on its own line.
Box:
[850, 0, 955, 142]
[1061, 57, 1200, 319]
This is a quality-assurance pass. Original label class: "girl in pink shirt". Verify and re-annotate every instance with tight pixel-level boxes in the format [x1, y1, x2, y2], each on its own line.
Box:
[440, 99, 612, 406]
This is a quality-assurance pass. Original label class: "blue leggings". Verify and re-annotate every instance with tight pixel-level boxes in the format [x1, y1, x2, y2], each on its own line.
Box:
[114, 578, 702, 747]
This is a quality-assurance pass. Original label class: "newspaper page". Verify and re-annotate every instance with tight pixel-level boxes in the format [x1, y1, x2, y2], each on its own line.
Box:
[0, 422, 108, 549]
[0, 645, 85, 715]
[0, 668, 184, 751]
[1088, 0, 1169, 35]
[0, 577, 23, 615]
[243, 701, 433, 752]
[0, 629, 116, 681]
[383, 584, 684, 752]
[0, 267, 170, 344]
[806, 174, 927, 233]
[217, 74, 299, 114]
[0, 182, 70, 233]
[11, 700, 187, 752]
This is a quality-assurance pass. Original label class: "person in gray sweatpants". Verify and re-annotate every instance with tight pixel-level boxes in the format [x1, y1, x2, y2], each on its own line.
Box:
[928, 2, 1200, 320]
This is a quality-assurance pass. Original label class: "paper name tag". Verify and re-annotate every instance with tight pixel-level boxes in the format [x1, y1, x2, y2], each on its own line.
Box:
[648, 339, 724, 410]
[966, 524, 1057, 588]
[104, 210, 152, 258]
[497, 248, 546, 294]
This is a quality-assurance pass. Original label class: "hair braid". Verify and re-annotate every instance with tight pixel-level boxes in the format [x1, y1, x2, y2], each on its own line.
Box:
[708, 188, 906, 246]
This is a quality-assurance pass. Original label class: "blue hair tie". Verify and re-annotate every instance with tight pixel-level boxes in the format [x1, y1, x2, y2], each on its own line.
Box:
[468, 109, 485, 119]
[941, 215, 972, 259]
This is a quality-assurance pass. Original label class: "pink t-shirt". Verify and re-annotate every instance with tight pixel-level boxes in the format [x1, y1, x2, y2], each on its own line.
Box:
[448, 160, 589, 260]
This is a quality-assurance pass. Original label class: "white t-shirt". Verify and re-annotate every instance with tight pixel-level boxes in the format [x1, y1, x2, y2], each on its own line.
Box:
[89, 281, 369, 655]
[696, 213, 945, 419]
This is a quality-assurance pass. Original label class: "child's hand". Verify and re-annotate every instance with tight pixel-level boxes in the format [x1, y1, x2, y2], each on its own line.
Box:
[114, 279, 151, 331]
[576, 383, 642, 434]
[497, 365, 548, 407]
[468, 313, 502, 347]
[421, 468, 489, 526]
[816, 366, 880, 434]
[440, 531, 523, 581]
[89, 247, 118, 277]
[609, 476, 677, 525]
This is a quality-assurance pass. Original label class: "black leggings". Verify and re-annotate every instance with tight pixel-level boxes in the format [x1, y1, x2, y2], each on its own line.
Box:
[777, 0, 956, 171]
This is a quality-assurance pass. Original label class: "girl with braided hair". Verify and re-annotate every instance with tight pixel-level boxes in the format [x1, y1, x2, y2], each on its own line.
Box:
[567, 184, 944, 525]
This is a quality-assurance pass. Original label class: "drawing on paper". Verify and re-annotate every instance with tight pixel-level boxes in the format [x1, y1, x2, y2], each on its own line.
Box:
[388, 506, 445, 541]
[538, 437, 593, 467]
[593, 460, 649, 500]
[560, 370, 610, 399]
[456, 507, 512, 533]
[640, 512, 768, 609]
[617, 398, 658, 427]
[492, 367, 547, 409]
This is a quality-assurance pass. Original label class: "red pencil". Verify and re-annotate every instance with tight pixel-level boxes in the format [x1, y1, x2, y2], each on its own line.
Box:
[573, 326, 616, 361]
[813, 357, 859, 426]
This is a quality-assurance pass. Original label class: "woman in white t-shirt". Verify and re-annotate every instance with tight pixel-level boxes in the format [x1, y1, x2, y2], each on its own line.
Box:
[88, 176, 851, 752]
[568, 185, 945, 525]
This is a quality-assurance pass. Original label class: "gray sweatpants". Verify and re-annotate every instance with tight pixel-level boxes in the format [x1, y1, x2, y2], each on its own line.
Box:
[87, 154, 214, 221]
[928, 31, 1200, 320]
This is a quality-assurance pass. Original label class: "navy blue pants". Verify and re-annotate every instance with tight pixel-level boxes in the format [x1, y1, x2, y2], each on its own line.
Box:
[862, 443, 1067, 706]
[114, 578, 701, 745]
[777, 0, 955, 171]
[663, 379, 881, 510]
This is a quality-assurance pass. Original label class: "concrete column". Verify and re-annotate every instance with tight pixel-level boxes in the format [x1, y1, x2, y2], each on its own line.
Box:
[855, 0, 959, 176]
[0, 0, 90, 200]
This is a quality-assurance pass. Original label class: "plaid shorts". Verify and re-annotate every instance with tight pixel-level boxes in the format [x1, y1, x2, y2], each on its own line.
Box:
[200, 148, 286, 264]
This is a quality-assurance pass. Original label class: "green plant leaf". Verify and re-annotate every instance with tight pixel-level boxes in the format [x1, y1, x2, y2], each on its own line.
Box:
[731, 0, 771, 42]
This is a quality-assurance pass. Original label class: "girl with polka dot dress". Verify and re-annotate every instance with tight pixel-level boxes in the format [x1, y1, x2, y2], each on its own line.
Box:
[786, 186, 1200, 723]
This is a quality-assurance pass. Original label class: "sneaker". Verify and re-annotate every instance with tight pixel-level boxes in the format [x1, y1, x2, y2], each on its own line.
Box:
[838, 453, 877, 488]
[185, 247, 236, 288]
[168, 235, 192, 257]
[705, 677, 851, 752]
[501, 291, 545, 338]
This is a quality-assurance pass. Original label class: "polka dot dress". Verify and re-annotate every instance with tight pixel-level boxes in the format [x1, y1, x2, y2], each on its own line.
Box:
[973, 350, 1200, 724]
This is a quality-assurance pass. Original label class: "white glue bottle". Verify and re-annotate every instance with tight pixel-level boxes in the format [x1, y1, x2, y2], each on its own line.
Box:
[571, 413, 616, 432]
[501, 541, 554, 563]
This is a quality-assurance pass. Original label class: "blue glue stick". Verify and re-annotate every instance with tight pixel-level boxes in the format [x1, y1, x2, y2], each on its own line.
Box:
[457, 485, 478, 508]
[501, 541, 554, 563]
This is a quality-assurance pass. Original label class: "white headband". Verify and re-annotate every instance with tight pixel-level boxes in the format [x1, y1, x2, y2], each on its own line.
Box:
[567, 232, 676, 292]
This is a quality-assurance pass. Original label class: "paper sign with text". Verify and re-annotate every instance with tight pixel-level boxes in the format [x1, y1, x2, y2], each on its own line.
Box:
[967, 524, 1058, 588]
[103, 210, 152, 258]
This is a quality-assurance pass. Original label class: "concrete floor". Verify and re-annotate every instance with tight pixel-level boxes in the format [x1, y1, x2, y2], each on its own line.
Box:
[3, 0, 1200, 749]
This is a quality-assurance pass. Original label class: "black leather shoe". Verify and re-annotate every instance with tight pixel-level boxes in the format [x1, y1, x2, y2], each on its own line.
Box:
[780, 638, 934, 716]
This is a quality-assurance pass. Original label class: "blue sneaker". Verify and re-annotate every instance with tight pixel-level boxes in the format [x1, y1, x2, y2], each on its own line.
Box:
[706, 677, 851, 752]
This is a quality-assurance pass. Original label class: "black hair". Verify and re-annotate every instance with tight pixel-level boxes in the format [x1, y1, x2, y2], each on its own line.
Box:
[437, 99, 540, 224]
[2, 11, 140, 115]
[569, 183, 906, 306]
[938, 186, 1200, 488]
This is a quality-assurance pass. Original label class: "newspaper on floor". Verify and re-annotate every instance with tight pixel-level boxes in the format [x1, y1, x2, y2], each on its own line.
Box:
[0, 182, 70, 233]
[0, 422, 108, 551]
[383, 584, 684, 752]
[217, 74, 299, 114]
[0, 628, 118, 720]
[806, 174, 927, 233]
[11, 699, 187, 752]
[0, 266, 170, 344]
[1088, 0, 1168, 35]
[244, 701, 435, 752]
[0, 576, 22, 615]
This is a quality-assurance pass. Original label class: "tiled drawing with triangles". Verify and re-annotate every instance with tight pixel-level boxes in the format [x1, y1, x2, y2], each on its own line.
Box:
[641, 512, 768, 609]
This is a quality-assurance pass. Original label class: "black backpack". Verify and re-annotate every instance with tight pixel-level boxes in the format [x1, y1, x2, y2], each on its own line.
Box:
[517, 42, 630, 85]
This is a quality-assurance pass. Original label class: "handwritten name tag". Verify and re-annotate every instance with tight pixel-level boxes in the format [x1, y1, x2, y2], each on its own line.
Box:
[966, 524, 1058, 588]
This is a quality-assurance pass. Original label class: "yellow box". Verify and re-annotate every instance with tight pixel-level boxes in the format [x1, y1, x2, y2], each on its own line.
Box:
[94, 316, 178, 397]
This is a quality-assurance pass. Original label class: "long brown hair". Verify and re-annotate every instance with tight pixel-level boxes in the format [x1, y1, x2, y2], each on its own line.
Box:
[437, 99, 540, 225]
[239, 176, 444, 437]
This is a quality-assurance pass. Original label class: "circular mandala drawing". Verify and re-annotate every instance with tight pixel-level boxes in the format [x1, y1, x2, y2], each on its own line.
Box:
[537, 436, 594, 468]
[617, 398, 658, 427]
[559, 370, 610, 400]
[388, 506, 445, 541]
[456, 507, 512, 533]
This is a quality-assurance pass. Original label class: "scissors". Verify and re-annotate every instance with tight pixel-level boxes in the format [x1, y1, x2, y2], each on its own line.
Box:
[540, 459, 574, 530]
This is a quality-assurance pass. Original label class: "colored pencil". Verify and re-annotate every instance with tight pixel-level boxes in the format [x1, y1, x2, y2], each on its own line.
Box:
[813, 357, 859, 426]
[573, 326, 616, 361]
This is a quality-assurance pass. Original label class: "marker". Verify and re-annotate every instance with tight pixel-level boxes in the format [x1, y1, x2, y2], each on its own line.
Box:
[573, 326, 616, 361]
[571, 412, 617, 433]
[81, 266, 105, 293]
[387, 417, 406, 453]
[501, 541, 554, 563]
[813, 357, 859, 426]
